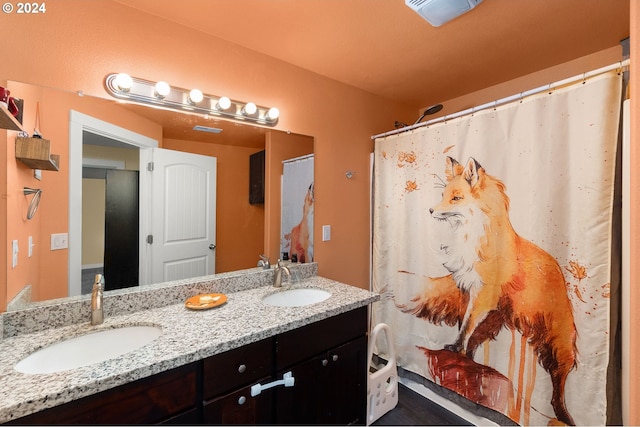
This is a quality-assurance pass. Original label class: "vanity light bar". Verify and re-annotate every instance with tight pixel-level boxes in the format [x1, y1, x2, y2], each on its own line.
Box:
[104, 73, 280, 126]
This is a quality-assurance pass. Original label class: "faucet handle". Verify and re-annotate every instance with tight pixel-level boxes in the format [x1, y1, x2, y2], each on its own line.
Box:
[258, 254, 271, 269]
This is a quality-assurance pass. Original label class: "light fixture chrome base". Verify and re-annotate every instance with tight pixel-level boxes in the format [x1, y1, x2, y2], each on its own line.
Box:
[104, 73, 279, 126]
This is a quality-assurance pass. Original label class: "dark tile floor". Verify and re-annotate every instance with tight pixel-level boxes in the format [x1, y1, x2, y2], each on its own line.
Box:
[372, 383, 473, 426]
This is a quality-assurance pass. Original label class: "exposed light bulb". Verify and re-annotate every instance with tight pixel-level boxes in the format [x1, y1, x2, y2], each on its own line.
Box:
[216, 96, 231, 111]
[189, 89, 203, 104]
[114, 73, 132, 92]
[242, 102, 257, 116]
[266, 107, 280, 122]
[154, 81, 171, 98]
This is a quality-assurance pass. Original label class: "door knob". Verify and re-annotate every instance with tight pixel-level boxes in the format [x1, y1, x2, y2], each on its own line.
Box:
[209, 244, 216, 250]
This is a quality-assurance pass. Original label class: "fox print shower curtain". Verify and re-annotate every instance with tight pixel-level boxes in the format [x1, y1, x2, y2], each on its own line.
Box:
[281, 154, 314, 263]
[372, 70, 622, 426]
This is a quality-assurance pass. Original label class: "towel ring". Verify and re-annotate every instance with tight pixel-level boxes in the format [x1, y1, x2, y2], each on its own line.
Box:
[23, 187, 42, 220]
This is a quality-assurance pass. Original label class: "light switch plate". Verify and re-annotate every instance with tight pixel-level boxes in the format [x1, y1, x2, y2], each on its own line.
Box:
[322, 225, 331, 241]
[50, 233, 68, 250]
[12, 240, 18, 268]
[28, 236, 33, 257]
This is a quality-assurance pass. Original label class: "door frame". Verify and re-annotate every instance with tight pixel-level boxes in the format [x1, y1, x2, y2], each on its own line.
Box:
[69, 111, 157, 297]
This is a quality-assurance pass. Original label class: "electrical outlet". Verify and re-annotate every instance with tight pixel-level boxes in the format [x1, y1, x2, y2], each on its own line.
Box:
[28, 236, 34, 257]
[50, 233, 68, 250]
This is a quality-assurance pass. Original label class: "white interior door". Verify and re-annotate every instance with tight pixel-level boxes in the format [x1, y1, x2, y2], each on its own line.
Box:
[139, 148, 217, 285]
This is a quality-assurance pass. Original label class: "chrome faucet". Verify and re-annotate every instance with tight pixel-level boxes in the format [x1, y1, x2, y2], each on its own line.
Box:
[273, 259, 290, 288]
[91, 274, 104, 326]
[258, 254, 271, 270]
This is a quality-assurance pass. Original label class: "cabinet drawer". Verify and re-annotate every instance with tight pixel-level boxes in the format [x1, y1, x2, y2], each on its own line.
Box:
[276, 306, 367, 370]
[203, 376, 273, 425]
[203, 337, 274, 399]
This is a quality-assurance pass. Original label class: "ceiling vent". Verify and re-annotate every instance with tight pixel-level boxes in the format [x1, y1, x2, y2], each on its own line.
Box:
[193, 125, 223, 134]
[405, 0, 483, 27]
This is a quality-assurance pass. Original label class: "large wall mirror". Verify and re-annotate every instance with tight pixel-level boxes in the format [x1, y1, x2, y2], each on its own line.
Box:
[3, 79, 314, 310]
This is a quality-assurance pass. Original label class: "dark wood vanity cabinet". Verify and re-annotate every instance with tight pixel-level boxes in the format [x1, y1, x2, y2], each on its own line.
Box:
[275, 336, 367, 425]
[274, 307, 368, 425]
[203, 378, 274, 424]
[202, 337, 274, 425]
[202, 306, 368, 425]
[8, 362, 198, 425]
[7, 306, 368, 425]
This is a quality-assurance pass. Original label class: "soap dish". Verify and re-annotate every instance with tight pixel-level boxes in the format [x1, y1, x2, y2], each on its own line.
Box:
[185, 293, 227, 310]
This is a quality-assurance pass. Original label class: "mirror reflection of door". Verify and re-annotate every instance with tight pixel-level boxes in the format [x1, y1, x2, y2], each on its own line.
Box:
[80, 128, 217, 293]
[142, 147, 217, 284]
[81, 136, 140, 294]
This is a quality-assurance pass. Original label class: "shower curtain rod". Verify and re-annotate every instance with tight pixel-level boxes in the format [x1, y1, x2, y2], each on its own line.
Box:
[372, 59, 630, 140]
[282, 153, 314, 164]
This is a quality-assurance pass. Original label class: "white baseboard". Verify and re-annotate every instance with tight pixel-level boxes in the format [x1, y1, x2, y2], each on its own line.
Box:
[398, 376, 498, 426]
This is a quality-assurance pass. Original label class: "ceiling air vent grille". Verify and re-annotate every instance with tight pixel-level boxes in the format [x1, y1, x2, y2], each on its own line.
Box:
[405, 0, 483, 27]
[193, 125, 223, 134]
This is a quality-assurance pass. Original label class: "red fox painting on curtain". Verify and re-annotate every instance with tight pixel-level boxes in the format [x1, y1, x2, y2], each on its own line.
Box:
[286, 183, 314, 263]
[399, 156, 577, 425]
[373, 70, 621, 426]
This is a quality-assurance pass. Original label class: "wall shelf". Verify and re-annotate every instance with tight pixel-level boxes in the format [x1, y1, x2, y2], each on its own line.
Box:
[15, 137, 60, 171]
[0, 103, 23, 131]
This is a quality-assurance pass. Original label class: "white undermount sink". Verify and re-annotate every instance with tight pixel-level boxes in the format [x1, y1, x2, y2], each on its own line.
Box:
[262, 288, 331, 307]
[14, 325, 162, 375]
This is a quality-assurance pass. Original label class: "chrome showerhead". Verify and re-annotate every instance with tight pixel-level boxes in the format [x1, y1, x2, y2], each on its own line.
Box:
[414, 104, 443, 125]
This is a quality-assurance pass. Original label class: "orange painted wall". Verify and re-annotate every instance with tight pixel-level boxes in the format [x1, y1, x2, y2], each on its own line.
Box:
[162, 138, 265, 273]
[5, 82, 43, 302]
[4, 82, 162, 303]
[0, 0, 414, 298]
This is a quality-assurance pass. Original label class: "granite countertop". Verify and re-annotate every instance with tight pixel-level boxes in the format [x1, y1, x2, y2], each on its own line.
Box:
[0, 267, 379, 423]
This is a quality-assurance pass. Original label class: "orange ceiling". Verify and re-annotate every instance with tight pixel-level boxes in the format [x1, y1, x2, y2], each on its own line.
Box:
[114, 0, 629, 110]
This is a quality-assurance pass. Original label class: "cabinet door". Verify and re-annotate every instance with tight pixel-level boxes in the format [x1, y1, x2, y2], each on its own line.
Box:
[274, 336, 367, 425]
[323, 335, 367, 424]
[277, 307, 367, 370]
[204, 379, 273, 425]
[8, 363, 198, 425]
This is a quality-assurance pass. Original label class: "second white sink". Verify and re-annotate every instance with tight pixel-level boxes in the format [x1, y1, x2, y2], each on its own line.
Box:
[14, 325, 162, 375]
[262, 288, 331, 307]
